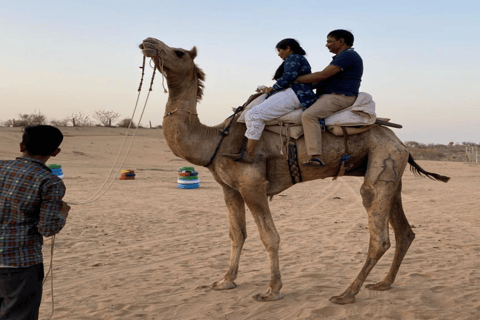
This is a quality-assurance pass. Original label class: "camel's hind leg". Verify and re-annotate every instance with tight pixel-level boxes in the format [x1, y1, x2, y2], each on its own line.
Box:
[366, 180, 415, 291]
[212, 185, 247, 290]
[330, 152, 408, 305]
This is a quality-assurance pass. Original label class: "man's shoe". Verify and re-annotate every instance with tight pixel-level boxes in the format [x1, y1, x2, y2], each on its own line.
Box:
[302, 158, 325, 167]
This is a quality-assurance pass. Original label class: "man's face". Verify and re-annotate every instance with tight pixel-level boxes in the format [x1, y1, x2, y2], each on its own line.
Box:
[326, 36, 343, 54]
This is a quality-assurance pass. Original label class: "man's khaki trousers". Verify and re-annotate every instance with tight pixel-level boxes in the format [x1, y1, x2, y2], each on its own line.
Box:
[301, 93, 356, 156]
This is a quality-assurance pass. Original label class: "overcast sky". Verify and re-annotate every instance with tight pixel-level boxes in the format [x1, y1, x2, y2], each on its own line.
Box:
[1, 0, 479, 144]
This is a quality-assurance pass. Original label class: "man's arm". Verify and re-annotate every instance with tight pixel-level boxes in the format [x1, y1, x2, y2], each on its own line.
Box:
[37, 181, 67, 237]
[297, 64, 341, 84]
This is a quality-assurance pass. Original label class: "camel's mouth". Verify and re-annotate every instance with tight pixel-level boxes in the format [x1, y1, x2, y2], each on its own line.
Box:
[139, 42, 163, 58]
[139, 45, 157, 58]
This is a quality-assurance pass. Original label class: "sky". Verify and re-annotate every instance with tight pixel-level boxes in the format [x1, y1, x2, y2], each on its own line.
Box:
[1, 0, 479, 144]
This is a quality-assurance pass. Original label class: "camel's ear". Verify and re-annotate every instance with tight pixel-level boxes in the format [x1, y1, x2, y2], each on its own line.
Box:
[187, 47, 197, 60]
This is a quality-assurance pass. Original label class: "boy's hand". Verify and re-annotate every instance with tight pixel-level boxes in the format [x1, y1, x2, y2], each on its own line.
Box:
[59, 202, 71, 219]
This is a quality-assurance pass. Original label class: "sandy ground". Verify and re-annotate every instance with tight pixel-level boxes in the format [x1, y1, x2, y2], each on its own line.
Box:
[1, 126, 480, 320]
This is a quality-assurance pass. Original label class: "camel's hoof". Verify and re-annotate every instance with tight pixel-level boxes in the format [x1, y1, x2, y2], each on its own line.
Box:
[211, 280, 236, 290]
[329, 294, 356, 305]
[365, 282, 392, 291]
[252, 291, 283, 302]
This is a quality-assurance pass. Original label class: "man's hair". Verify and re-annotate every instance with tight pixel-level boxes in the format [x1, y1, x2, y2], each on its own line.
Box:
[328, 29, 354, 46]
[22, 125, 64, 156]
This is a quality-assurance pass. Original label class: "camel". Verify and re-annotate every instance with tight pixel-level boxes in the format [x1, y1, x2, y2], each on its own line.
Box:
[139, 38, 450, 304]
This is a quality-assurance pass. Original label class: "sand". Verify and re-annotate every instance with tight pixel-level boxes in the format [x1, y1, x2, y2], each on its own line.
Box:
[1, 126, 479, 320]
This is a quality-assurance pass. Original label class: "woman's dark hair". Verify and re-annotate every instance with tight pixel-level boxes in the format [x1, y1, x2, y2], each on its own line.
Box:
[328, 29, 354, 46]
[22, 125, 64, 156]
[273, 38, 306, 80]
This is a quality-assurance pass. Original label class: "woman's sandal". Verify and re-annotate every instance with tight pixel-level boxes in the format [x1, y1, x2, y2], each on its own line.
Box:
[302, 158, 325, 167]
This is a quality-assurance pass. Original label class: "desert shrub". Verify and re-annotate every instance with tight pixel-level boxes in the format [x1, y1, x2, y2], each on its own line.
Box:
[117, 118, 136, 128]
[50, 117, 71, 126]
[3, 111, 47, 127]
[3, 119, 28, 127]
[70, 112, 93, 126]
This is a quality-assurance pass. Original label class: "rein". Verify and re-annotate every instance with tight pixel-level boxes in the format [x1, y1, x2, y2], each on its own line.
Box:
[204, 106, 243, 168]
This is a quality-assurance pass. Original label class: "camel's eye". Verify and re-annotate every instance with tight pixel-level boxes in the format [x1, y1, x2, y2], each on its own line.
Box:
[174, 50, 185, 58]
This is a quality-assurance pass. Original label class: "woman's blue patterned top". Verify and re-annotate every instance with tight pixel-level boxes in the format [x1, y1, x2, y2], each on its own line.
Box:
[269, 54, 317, 109]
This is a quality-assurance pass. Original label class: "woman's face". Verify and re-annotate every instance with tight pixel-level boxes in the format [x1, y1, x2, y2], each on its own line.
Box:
[277, 46, 293, 60]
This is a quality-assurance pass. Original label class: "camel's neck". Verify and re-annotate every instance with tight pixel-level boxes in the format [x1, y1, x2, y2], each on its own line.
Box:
[162, 86, 221, 167]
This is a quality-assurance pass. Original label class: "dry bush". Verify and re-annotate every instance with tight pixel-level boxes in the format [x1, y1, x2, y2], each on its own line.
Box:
[2, 111, 47, 127]
[50, 117, 71, 126]
[70, 112, 93, 127]
[117, 118, 136, 128]
[3, 119, 29, 127]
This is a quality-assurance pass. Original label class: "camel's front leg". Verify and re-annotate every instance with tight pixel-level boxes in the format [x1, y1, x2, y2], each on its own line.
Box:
[330, 154, 405, 304]
[212, 185, 247, 290]
[240, 181, 283, 302]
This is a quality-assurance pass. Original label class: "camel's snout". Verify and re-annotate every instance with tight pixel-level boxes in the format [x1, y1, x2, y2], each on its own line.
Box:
[139, 39, 168, 58]
[140, 42, 157, 58]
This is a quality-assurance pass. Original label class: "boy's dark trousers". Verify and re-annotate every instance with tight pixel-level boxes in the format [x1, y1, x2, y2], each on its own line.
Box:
[0, 263, 44, 320]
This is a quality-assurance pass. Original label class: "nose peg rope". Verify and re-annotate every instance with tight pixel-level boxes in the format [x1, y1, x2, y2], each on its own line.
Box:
[68, 55, 159, 206]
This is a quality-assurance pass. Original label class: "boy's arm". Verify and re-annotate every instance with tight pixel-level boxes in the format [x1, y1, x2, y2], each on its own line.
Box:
[37, 180, 68, 237]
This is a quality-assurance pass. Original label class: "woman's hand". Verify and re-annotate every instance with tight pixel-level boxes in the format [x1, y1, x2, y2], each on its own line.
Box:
[263, 87, 275, 94]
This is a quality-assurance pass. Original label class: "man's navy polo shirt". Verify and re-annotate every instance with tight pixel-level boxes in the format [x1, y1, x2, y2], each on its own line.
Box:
[317, 48, 363, 97]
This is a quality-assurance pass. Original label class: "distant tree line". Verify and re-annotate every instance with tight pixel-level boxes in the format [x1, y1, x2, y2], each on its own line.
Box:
[404, 141, 479, 162]
[1, 110, 162, 129]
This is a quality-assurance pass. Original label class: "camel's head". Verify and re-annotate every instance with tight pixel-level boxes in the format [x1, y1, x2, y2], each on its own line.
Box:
[139, 38, 204, 101]
[139, 38, 199, 76]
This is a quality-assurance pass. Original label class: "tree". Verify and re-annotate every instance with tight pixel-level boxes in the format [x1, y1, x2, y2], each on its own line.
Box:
[93, 110, 121, 127]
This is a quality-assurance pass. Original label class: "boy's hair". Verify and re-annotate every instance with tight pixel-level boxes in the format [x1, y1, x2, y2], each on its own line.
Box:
[328, 29, 354, 46]
[22, 125, 64, 156]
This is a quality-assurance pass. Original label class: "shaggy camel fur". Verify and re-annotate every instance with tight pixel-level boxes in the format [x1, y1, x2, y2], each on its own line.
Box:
[139, 38, 450, 304]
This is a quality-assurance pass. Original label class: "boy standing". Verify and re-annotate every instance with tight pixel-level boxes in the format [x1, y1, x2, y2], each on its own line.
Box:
[0, 125, 70, 320]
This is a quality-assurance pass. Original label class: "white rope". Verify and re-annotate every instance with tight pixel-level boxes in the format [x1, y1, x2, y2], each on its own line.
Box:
[42, 235, 55, 320]
[68, 59, 162, 206]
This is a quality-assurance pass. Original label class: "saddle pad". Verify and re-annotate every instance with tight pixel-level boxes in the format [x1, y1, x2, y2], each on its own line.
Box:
[265, 124, 377, 138]
[239, 92, 376, 127]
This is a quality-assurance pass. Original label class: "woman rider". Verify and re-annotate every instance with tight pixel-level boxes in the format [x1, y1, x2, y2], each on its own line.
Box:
[224, 38, 317, 163]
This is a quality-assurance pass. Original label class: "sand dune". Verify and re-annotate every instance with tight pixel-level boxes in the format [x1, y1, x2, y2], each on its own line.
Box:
[1, 126, 479, 320]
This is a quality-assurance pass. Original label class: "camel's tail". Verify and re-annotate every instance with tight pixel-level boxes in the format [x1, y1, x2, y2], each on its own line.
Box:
[408, 154, 450, 183]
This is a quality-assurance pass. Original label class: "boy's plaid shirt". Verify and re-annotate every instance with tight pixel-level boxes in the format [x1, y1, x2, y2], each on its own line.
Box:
[0, 157, 66, 267]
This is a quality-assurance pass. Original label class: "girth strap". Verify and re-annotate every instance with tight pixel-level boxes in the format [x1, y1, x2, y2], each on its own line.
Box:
[333, 127, 351, 180]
